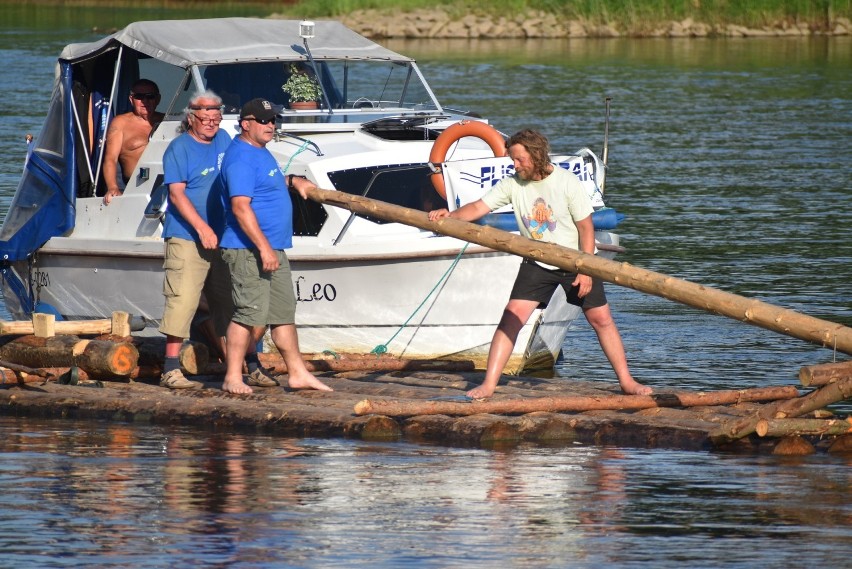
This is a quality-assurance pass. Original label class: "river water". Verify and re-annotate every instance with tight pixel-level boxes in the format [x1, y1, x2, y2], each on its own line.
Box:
[0, 16, 850, 569]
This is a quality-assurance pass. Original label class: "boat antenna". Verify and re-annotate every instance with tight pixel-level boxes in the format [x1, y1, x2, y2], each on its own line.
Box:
[600, 96, 611, 194]
[299, 20, 333, 114]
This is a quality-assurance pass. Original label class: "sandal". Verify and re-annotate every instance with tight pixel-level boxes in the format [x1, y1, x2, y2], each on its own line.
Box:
[160, 368, 202, 389]
[246, 367, 280, 387]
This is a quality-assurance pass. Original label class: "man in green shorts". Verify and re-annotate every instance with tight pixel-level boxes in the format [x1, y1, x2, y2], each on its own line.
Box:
[218, 98, 332, 395]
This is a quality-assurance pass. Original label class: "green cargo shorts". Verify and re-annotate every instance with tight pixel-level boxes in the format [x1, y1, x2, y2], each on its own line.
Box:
[221, 248, 296, 327]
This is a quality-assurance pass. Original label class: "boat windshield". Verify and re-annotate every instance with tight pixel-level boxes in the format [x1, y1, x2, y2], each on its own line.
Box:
[197, 59, 439, 113]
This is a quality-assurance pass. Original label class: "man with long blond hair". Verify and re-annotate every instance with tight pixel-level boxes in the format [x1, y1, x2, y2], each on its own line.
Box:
[429, 129, 651, 399]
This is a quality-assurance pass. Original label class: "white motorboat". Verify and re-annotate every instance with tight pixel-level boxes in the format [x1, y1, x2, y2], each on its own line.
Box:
[0, 18, 624, 373]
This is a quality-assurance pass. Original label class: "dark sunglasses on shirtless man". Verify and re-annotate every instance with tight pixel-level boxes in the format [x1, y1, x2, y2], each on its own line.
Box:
[132, 92, 158, 100]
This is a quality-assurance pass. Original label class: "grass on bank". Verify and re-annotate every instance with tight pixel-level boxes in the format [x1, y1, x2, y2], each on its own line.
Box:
[5, 1, 851, 29]
[299, 0, 848, 27]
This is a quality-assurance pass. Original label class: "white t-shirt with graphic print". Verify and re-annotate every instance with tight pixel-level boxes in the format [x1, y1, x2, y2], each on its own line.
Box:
[481, 166, 594, 252]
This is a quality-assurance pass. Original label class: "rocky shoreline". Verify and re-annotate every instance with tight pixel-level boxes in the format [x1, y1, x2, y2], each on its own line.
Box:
[277, 9, 852, 39]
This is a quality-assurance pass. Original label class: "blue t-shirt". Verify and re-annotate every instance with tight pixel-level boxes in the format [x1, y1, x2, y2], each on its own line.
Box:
[161, 129, 232, 240]
[219, 137, 293, 250]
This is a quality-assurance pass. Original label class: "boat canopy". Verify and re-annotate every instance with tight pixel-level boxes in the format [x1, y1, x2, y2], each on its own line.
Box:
[58, 18, 413, 68]
[0, 18, 423, 264]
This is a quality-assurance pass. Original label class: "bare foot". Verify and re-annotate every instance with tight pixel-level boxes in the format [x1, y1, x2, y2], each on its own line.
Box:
[286, 370, 333, 392]
[466, 384, 496, 399]
[619, 377, 653, 396]
[222, 375, 253, 394]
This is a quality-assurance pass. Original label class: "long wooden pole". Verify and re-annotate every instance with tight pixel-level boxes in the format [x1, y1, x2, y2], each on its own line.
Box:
[353, 385, 800, 417]
[305, 187, 852, 355]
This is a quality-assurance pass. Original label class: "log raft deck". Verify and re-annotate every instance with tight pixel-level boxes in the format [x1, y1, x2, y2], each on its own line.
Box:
[1, 191, 850, 455]
[0, 314, 849, 456]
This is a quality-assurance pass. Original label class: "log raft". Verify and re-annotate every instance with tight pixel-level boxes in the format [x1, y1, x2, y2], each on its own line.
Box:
[0, 358, 849, 454]
[0, 206, 848, 454]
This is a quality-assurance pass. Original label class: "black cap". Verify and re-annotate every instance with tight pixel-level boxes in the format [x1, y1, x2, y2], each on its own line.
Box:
[239, 98, 276, 121]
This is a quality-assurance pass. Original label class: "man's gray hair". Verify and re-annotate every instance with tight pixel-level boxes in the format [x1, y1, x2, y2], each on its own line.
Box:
[185, 90, 223, 113]
[179, 90, 223, 132]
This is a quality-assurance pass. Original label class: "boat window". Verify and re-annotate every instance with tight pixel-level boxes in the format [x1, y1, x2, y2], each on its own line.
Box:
[328, 164, 446, 224]
[292, 195, 327, 237]
[197, 60, 435, 113]
[199, 62, 342, 112]
[201, 62, 285, 112]
[324, 61, 437, 111]
[136, 58, 193, 119]
[0, 86, 67, 241]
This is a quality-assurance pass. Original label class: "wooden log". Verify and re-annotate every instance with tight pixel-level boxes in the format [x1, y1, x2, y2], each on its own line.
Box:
[178, 342, 208, 375]
[20, 365, 168, 382]
[0, 335, 87, 368]
[799, 360, 852, 387]
[0, 368, 39, 384]
[343, 415, 402, 439]
[353, 385, 800, 417]
[285, 353, 477, 373]
[0, 318, 115, 336]
[111, 311, 131, 337]
[305, 187, 852, 355]
[126, 337, 209, 375]
[0, 361, 57, 384]
[0, 335, 139, 378]
[33, 313, 55, 338]
[516, 414, 578, 442]
[204, 354, 476, 374]
[755, 417, 852, 437]
[710, 376, 852, 445]
[73, 340, 139, 378]
[772, 436, 816, 455]
[828, 435, 852, 454]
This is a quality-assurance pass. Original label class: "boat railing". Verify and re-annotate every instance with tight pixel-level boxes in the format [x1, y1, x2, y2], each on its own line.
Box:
[275, 131, 323, 156]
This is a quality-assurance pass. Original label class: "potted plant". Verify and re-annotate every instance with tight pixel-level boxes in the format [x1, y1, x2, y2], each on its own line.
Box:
[282, 64, 322, 109]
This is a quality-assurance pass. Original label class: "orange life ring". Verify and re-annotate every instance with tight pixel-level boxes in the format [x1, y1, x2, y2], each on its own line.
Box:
[429, 121, 506, 200]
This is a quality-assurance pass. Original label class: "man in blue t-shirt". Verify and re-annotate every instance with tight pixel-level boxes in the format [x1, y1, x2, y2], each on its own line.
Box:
[218, 98, 332, 395]
[158, 91, 235, 389]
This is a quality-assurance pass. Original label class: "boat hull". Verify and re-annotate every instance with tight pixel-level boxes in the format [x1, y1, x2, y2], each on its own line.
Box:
[4, 243, 601, 374]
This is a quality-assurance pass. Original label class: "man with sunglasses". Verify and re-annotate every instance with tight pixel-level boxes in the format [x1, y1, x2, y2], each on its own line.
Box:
[158, 91, 234, 389]
[103, 79, 164, 204]
[218, 98, 333, 395]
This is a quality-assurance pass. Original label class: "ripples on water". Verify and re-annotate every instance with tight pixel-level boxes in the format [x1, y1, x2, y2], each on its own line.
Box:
[0, 27, 850, 568]
[0, 417, 850, 568]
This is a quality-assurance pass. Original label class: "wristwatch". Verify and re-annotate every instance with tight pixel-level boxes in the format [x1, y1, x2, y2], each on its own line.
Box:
[287, 174, 307, 191]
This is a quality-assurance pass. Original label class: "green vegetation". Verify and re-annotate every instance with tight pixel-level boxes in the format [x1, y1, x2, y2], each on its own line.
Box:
[1, 0, 849, 32]
[290, 0, 848, 29]
[281, 64, 323, 102]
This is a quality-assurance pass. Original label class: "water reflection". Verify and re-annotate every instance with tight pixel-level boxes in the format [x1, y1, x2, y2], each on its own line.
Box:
[1, 417, 848, 567]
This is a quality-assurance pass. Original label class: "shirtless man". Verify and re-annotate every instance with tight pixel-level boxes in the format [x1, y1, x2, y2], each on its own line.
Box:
[102, 79, 164, 204]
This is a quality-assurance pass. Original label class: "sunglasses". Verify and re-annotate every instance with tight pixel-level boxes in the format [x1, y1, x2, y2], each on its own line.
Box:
[244, 116, 276, 125]
[131, 92, 159, 101]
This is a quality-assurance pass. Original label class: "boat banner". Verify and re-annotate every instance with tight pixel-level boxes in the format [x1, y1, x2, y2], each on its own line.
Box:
[443, 156, 601, 211]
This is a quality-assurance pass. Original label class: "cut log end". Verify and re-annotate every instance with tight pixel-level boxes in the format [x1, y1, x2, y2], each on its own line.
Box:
[772, 436, 816, 456]
[354, 400, 374, 415]
[827, 434, 852, 454]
